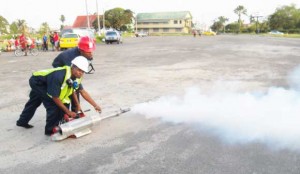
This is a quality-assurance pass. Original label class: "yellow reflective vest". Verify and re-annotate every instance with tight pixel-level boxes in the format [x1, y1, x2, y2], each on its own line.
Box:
[33, 66, 81, 104]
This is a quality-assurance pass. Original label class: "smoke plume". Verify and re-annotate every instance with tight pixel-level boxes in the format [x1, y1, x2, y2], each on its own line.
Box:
[132, 67, 300, 151]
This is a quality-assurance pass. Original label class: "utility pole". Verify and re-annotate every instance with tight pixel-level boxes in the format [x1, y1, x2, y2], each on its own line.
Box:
[252, 15, 263, 34]
[85, 0, 90, 28]
[135, 15, 138, 34]
[103, 9, 105, 32]
[96, 0, 100, 35]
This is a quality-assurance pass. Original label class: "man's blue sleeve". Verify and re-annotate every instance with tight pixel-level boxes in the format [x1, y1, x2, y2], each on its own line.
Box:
[52, 54, 65, 68]
[46, 70, 65, 97]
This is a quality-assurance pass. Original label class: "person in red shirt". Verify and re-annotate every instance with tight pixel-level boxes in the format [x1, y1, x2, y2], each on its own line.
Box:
[19, 32, 28, 56]
[14, 36, 19, 48]
[53, 31, 59, 51]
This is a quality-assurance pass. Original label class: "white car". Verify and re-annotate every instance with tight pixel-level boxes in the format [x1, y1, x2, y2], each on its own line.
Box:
[268, 30, 284, 35]
[105, 31, 122, 44]
[136, 32, 148, 37]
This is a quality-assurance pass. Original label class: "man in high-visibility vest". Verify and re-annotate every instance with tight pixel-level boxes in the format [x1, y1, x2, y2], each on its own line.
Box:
[16, 56, 93, 135]
[52, 36, 101, 112]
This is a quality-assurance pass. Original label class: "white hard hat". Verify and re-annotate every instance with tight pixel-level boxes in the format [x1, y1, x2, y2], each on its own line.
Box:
[71, 56, 89, 73]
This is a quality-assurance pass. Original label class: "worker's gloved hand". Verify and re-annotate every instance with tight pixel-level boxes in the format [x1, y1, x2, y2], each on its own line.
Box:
[67, 111, 77, 118]
[94, 105, 101, 113]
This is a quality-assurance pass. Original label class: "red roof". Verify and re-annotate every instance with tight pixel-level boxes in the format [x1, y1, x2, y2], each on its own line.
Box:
[73, 15, 98, 28]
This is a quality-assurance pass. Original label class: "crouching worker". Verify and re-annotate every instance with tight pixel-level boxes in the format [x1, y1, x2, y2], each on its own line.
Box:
[16, 56, 90, 135]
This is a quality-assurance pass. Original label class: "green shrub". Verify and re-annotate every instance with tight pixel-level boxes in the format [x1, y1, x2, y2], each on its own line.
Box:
[96, 35, 105, 43]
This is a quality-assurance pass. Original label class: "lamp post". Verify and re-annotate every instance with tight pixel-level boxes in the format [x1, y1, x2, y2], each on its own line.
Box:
[96, 0, 100, 35]
[103, 9, 105, 32]
[135, 15, 138, 34]
[85, 0, 90, 28]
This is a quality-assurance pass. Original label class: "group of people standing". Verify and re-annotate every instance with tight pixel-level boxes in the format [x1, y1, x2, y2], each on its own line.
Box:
[42, 31, 60, 51]
[16, 36, 101, 136]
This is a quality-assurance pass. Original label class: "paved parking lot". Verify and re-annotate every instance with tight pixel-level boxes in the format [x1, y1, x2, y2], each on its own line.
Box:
[1, 35, 300, 173]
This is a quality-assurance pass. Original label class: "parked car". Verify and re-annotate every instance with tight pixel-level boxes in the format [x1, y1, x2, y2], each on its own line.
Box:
[135, 32, 148, 37]
[202, 31, 216, 36]
[61, 28, 95, 40]
[59, 33, 80, 50]
[268, 30, 284, 35]
[105, 31, 122, 44]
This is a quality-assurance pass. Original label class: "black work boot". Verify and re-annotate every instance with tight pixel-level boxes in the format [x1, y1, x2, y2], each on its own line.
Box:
[16, 121, 34, 129]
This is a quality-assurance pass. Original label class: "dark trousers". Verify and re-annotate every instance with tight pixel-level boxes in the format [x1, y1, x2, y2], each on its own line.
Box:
[43, 41, 48, 51]
[17, 76, 69, 135]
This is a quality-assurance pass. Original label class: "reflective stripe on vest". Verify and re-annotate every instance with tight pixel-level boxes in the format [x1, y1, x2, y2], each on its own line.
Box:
[33, 66, 80, 104]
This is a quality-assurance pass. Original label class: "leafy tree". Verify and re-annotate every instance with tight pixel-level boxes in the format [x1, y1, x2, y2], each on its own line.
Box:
[0, 15, 9, 34]
[269, 4, 300, 32]
[218, 16, 229, 33]
[259, 20, 270, 33]
[104, 8, 134, 30]
[211, 21, 223, 32]
[225, 22, 239, 33]
[16, 19, 27, 33]
[234, 5, 247, 33]
[92, 15, 104, 31]
[211, 16, 229, 33]
[10, 22, 19, 34]
[39, 22, 50, 35]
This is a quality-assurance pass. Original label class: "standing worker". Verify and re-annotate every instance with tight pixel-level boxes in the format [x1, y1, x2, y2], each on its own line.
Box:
[52, 36, 100, 112]
[52, 36, 95, 71]
[16, 56, 93, 135]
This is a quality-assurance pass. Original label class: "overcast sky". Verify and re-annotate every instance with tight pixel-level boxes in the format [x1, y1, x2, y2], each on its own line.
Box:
[1, 0, 299, 29]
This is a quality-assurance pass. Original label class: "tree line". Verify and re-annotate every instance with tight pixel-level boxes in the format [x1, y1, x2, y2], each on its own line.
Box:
[0, 8, 134, 36]
[211, 4, 300, 34]
[1, 5, 299, 36]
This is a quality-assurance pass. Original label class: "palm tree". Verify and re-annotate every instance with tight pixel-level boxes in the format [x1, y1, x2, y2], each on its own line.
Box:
[60, 15, 65, 30]
[16, 19, 27, 33]
[40, 22, 50, 34]
[234, 5, 247, 33]
[218, 16, 229, 33]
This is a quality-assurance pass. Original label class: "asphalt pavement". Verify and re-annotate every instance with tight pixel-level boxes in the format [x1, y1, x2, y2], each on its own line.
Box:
[0, 35, 300, 174]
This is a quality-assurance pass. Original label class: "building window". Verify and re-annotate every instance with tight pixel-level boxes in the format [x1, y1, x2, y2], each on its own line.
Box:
[174, 20, 178, 24]
[153, 28, 159, 32]
[180, 20, 182, 24]
[175, 28, 182, 32]
[163, 28, 169, 32]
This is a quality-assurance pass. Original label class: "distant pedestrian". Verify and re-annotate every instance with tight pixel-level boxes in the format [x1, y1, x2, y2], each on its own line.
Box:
[42, 33, 48, 51]
[14, 36, 19, 49]
[53, 32, 59, 51]
[192, 30, 196, 37]
[49, 32, 55, 51]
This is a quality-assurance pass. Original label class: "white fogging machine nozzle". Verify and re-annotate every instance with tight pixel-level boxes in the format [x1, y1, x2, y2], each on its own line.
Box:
[51, 107, 131, 141]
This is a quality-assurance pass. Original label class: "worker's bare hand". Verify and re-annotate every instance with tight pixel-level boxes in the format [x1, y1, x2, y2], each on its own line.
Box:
[94, 105, 101, 113]
[67, 111, 77, 118]
[75, 105, 82, 113]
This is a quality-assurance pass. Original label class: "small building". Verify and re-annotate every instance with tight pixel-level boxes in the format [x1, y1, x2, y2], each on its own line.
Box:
[72, 15, 98, 28]
[136, 11, 193, 34]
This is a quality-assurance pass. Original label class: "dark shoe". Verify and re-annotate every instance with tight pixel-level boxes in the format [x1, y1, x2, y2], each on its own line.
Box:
[45, 130, 53, 136]
[16, 122, 34, 128]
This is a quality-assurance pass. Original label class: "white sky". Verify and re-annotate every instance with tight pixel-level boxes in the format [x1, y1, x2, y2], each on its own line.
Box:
[1, 0, 299, 29]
